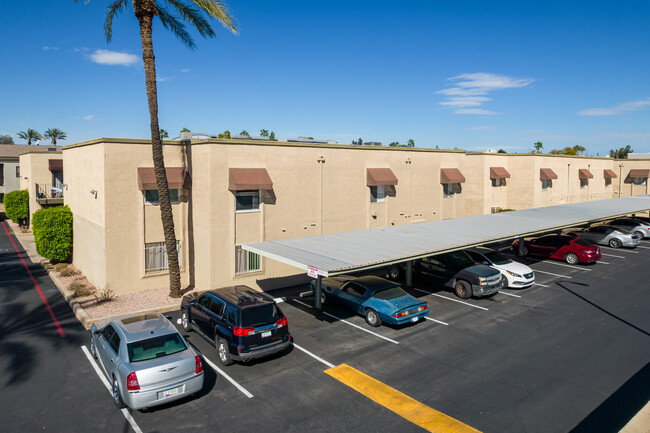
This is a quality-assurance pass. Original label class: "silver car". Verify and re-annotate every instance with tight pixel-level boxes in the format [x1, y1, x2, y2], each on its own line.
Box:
[593, 218, 650, 239]
[90, 313, 204, 410]
[563, 225, 640, 248]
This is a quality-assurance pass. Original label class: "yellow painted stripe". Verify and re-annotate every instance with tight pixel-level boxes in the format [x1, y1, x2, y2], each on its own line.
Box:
[324, 364, 481, 433]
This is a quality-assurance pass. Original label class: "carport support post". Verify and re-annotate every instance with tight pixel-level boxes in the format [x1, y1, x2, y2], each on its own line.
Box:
[405, 261, 413, 288]
[314, 275, 323, 310]
[518, 236, 525, 256]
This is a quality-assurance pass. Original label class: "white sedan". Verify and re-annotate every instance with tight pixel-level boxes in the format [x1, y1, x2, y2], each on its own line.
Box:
[466, 247, 535, 289]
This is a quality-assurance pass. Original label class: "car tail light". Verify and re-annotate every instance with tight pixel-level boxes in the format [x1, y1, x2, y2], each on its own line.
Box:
[418, 305, 428, 312]
[126, 372, 140, 391]
[233, 326, 255, 336]
[393, 311, 408, 318]
[276, 317, 288, 328]
[195, 356, 203, 374]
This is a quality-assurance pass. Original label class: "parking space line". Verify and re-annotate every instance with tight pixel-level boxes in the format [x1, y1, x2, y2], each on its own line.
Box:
[425, 317, 449, 325]
[601, 247, 638, 253]
[325, 363, 481, 433]
[532, 269, 572, 278]
[201, 355, 254, 398]
[597, 261, 610, 265]
[80, 346, 144, 433]
[413, 288, 489, 311]
[636, 245, 650, 249]
[601, 253, 625, 258]
[533, 282, 550, 287]
[536, 261, 592, 271]
[499, 290, 522, 298]
[292, 300, 399, 345]
[293, 343, 335, 368]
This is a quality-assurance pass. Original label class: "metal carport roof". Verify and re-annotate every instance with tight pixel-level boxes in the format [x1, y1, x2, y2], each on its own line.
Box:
[243, 196, 650, 277]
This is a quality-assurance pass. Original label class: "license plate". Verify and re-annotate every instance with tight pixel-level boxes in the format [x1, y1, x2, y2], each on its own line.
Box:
[261, 331, 272, 338]
[163, 387, 178, 398]
[411, 317, 419, 323]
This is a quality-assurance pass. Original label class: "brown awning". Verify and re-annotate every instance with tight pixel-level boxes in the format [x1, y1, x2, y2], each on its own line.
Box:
[578, 169, 594, 179]
[440, 168, 466, 184]
[366, 168, 398, 186]
[229, 168, 273, 191]
[48, 159, 63, 171]
[628, 169, 649, 178]
[489, 167, 511, 179]
[603, 169, 617, 179]
[137, 167, 191, 191]
[540, 168, 558, 180]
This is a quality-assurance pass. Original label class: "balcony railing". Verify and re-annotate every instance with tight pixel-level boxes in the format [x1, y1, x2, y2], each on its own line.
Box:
[35, 183, 64, 204]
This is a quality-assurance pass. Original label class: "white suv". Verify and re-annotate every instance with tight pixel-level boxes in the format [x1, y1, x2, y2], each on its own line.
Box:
[466, 247, 535, 289]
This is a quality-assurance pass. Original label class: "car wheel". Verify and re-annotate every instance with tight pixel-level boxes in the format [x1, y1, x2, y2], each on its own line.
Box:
[181, 310, 191, 332]
[364, 309, 382, 327]
[90, 337, 97, 359]
[520, 247, 529, 257]
[454, 281, 471, 299]
[608, 238, 622, 248]
[502, 277, 509, 290]
[388, 265, 401, 281]
[320, 290, 327, 305]
[634, 230, 644, 239]
[564, 253, 579, 265]
[217, 337, 233, 366]
[113, 377, 126, 409]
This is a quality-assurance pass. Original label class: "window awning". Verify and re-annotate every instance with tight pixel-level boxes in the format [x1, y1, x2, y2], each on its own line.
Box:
[603, 169, 617, 179]
[440, 168, 466, 184]
[48, 159, 63, 171]
[578, 169, 594, 179]
[628, 169, 649, 178]
[540, 168, 558, 180]
[137, 167, 191, 191]
[366, 168, 398, 186]
[229, 168, 273, 191]
[489, 167, 511, 179]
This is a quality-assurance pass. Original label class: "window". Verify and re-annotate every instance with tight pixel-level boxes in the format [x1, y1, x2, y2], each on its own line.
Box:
[127, 333, 187, 362]
[144, 189, 180, 205]
[0, 164, 4, 186]
[580, 178, 588, 188]
[605, 178, 612, 187]
[542, 179, 552, 190]
[16, 166, 20, 177]
[342, 283, 367, 298]
[443, 183, 461, 198]
[235, 245, 261, 274]
[370, 185, 386, 203]
[227, 307, 238, 325]
[144, 241, 182, 273]
[633, 177, 647, 186]
[209, 297, 226, 317]
[198, 294, 212, 309]
[236, 190, 261, 212]
[491, 178, 506, 187]
[101, 326, 121, 355]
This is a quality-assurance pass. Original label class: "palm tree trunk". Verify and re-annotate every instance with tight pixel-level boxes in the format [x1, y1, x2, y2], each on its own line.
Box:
[137, 6, 182, 298]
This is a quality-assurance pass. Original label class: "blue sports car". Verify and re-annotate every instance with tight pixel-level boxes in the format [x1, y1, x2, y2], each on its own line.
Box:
[310, 275, 428, 327]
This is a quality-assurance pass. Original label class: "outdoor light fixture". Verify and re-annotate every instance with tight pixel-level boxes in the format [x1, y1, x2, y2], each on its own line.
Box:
[89, 189, 97, 195]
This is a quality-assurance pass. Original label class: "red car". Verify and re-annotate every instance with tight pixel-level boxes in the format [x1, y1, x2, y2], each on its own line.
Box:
[511, 234, 601, 264]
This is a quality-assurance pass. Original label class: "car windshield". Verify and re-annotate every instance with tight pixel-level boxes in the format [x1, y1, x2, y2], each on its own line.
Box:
[372, 286, 409, 300]
[573, 238, 592, 247]
[241, 304, 281, 327]
[483, 251, 512, 265]
[127, 333, 187, 362]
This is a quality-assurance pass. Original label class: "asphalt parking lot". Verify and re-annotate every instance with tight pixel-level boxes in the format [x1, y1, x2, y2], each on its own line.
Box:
[2, 219, 649, 433]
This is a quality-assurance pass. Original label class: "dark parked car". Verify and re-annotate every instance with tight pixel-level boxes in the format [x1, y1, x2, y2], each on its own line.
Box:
[311, 275, 428, 327]
[180, 286, 291, 366]
[512, 234, 601, 264]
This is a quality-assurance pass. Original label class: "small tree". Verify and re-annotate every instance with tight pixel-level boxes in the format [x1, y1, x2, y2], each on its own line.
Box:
[4, 190, 29, 225]
[0, 134, 13, 144]
[533, 141, 543, 153]
[181, 127, 190, 133]
[389, 141, 399, 147]
[407, 139, 415, 147]
[497, 149, 507, 153]
[240, 130, 250, 137]
[32, 206, 73, 262]
[269, 131, 276, 141]
[218, 130, 231, 139]
[160, 129, 169, 138]
[260, 129, 269, 137]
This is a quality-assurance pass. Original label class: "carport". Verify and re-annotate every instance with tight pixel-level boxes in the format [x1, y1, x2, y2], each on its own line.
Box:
[243, 196, 650, 310]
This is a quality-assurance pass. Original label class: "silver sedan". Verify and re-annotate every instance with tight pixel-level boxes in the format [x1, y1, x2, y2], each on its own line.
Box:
[564, 225, 640, 248]
[594, 218, 650, 240]
[90, 313, 204, 410]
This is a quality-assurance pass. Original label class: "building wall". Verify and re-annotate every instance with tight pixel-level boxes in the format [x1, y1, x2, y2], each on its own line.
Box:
[616, 159, 650, 198]
[18, 152, 63, 222]
[61, 139, 650, 296]
[0, 160, 21, 200]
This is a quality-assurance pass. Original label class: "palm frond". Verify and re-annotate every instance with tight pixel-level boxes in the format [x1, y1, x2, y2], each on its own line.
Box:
[165, 0, 215, 39]
[104, 0, 129, 43]
[174, 0, 238, 35]
[155, 5, 197, 49]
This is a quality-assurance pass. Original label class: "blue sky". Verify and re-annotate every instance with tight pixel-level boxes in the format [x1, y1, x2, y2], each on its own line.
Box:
[2, 0, 649, 155]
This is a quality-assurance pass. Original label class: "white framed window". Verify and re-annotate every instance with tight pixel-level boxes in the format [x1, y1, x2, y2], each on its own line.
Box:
[580, 178, 588, 188]
[370, 185, 386, 203]
[235, 245, 261, 274]
[633, 177, 647, 186]
[145, 241, 181, 274]
[491, 178, 506, 187]
[235, 190, 261, 212]
[144, 189, 180, 205]
[443, 183, 461, 198]
[542, 179, 552, 190]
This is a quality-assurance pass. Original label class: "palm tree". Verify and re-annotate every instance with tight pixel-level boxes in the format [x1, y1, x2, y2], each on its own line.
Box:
[260, 129, 269, 137]
[83, 0, 238, 298]
[43, 128, 67, 145]
[160, 129, 169, 138]
[533, 141, 543, 153]
[407, 139, 415, 147]
[17, 129, 43, 145]
[240, 130, 250, 137]
[573, 145, 586, 155]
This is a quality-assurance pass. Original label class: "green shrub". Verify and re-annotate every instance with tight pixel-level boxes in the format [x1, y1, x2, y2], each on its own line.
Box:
[32, 206, 73, 262]
[54, 263, 68, 273]
[4, 189, 29, 224]
[496, 208, 516, 213]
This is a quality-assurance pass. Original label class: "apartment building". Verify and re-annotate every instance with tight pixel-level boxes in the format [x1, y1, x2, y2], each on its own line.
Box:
[19, 151, 64, 221]
[61, 138, 650, 296]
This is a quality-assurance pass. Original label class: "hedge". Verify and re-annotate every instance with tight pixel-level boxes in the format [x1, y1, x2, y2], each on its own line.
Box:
[32, 206, 73, 262]
[4, 189, 29, 224]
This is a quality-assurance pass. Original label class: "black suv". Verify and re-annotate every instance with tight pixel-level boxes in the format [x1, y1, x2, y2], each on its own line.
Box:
[180, 286, 291, 365]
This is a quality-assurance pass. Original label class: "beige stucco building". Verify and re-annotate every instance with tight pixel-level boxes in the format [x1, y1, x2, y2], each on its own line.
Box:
[60, 138, 650, 296]
[19, 151, 65, 222]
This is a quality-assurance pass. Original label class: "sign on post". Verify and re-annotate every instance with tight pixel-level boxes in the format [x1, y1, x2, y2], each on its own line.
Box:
[307, 265, 326, 278]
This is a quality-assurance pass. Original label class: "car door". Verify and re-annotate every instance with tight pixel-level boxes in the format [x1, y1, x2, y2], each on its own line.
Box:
[337, 282, 367, 313]
[419, 256, 451, 283]
[97, 325, 115, 374]
[192, 294, 214, 337]
[531, 237, 554, 257]
[207, 295, 227, 339]
[99, 325, 120, 377]
[585, 226, 607, 244]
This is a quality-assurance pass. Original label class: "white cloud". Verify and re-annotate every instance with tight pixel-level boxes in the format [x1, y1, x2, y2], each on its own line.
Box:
[89, 49, 139, 66]
[578, 98, 650, 116]
[157, 76, 172, 82]
[437, 72, 533, 115]
[181, 68, 191, 73]
[42, 46, 59, 51]
[466, 125, 495, 130]
[80, 114, 99, 121]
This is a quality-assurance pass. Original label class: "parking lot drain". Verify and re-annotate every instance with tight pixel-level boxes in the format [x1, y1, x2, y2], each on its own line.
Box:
[325, 364, 481, 433]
